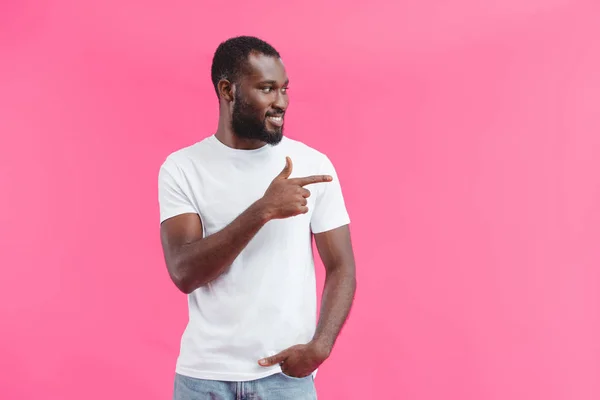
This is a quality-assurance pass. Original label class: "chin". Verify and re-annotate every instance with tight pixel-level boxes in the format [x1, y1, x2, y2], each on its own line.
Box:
[266, 132, 283, 145]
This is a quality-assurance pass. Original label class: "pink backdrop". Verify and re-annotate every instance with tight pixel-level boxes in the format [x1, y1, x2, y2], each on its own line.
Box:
[1, 1, 599, 399]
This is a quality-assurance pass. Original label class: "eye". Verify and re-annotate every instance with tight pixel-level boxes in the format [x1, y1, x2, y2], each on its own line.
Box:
[261, 87, 272, 93]
[281, 87, 289, 94]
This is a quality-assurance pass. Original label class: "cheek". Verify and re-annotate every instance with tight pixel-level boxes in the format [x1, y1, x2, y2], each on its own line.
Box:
[250, 95, 272, 111]
[241, 93, 272, 117]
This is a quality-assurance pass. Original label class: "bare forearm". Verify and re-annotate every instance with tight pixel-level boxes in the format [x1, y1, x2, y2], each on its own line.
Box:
[173, 201, 268, 292]
[311, 266, 356, 353]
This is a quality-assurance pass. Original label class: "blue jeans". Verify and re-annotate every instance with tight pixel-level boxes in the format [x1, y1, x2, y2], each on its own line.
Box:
[173, 372, 318, 400]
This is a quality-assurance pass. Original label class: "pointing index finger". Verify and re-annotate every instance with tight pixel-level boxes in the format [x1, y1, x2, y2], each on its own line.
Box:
[291, 175, 333, 187]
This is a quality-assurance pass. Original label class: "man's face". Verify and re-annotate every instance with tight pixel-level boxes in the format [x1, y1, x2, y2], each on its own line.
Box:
[231, 53, 289, 145]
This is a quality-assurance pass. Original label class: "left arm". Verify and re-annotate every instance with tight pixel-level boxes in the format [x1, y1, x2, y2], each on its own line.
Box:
[311, 224, 356, 355]
[258, 224, 356, 377]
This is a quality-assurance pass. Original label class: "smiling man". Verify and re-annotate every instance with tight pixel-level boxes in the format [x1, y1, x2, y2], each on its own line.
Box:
[158, 36, 356, 400]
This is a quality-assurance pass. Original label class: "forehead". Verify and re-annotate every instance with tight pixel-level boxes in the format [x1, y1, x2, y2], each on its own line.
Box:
[241, 52, 288, 83]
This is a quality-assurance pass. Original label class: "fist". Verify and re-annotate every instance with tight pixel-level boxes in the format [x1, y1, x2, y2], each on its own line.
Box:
[260, 157, 332, 220]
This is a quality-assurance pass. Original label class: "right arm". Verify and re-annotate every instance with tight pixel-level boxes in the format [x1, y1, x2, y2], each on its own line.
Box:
[160, 201, 269, 294]
[159, 156, 331, 294]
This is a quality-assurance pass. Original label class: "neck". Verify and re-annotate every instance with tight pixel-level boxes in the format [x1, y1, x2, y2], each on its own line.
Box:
[214, 110, 266, 150]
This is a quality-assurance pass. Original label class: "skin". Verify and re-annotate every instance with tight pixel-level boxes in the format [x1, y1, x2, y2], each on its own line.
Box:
[160, 52, 356, 378]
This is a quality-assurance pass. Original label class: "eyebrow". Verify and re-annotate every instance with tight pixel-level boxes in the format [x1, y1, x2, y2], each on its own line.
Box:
[258, 79, 289, 86]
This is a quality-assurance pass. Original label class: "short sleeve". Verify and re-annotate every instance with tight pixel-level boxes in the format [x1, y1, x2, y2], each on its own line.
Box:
[158, 159, 197, 223]
[310, 155, 351, 234]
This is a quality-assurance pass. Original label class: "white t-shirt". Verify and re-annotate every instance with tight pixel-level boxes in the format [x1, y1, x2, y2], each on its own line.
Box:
[158, 134, 350, 382]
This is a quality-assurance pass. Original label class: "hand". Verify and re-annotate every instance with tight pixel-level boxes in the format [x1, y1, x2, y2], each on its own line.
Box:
[257, 341, 331, 378]
[259, 157, 332, 220]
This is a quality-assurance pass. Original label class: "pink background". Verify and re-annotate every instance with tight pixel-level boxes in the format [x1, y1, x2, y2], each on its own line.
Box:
[1, 1, 599, 399]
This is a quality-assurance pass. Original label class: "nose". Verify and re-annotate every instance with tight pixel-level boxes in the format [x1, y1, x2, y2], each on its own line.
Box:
[273, 89, 288, 111]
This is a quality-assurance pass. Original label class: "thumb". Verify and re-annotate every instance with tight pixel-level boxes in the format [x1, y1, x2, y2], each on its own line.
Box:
[276, 156, 293, 179]
[258, 350, 288, 367]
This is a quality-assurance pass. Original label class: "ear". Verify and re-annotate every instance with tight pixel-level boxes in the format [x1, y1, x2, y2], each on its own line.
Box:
[218, 79, 234, 102]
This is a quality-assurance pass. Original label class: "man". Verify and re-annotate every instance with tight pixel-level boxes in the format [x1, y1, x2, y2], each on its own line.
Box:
[158, 36, 356, 400]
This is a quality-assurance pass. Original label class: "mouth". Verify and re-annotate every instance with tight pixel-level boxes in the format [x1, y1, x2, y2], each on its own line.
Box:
[266, 115, 284, 127]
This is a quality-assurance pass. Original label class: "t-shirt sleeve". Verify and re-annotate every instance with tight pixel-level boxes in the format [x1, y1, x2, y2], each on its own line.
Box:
[310, 155, 351, 234]
[158, 159, 197, 223]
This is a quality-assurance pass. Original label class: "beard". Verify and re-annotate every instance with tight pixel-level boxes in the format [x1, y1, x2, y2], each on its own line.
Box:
[231, 91, 283, 145]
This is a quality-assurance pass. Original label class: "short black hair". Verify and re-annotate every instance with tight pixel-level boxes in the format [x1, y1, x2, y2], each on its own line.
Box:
[210, 36, 281, 98]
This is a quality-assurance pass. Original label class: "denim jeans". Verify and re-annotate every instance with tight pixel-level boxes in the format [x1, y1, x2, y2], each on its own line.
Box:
[173, 372, 317, 400]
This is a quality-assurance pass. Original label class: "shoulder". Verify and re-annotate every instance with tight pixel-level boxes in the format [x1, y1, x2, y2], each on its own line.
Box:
[280, 137, 344, 180]
[280, 136, 331, 168]
[159, 136, 213, 174]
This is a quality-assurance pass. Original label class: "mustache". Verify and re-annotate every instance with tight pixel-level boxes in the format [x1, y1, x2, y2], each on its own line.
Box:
[266, 110, 285, 117]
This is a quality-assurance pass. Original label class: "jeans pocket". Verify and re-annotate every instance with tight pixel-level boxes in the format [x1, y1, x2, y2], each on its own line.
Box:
[280, 372, 309, 381]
